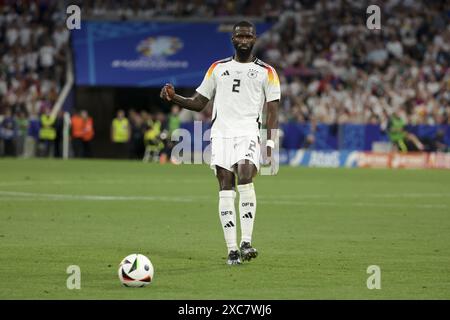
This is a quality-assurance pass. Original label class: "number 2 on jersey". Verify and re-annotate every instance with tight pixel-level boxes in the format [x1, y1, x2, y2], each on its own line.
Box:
[232, 79, 241, 93]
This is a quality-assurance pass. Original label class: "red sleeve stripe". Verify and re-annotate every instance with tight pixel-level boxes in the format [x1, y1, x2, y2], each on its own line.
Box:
[206, 61, 219, 78]
[206, 57, 232, 78]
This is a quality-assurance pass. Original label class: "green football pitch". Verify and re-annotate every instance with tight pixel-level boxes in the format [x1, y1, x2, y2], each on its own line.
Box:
[0, 158, 449, 299]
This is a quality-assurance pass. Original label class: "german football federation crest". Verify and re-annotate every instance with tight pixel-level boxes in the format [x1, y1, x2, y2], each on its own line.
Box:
[247, 69, 258, 79]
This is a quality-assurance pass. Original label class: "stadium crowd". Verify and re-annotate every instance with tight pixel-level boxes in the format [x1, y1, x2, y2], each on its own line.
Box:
[1, 0, 449, 158]
[0, 1, 69, 157]
[252, 0, 450, 127]
[76, 0, 283, 19]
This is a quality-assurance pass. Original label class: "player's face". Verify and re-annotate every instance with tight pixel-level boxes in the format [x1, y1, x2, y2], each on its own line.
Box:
[232, 26, 256, 54]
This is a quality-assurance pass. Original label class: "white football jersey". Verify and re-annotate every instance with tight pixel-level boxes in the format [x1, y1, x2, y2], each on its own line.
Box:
[196, 57, 281, 138]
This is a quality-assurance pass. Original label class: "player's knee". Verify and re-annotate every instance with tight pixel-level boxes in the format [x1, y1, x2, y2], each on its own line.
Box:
[218, 177, 235, 190]
[219, 183, 234, 191]
[237, 166, 255, 185]
[217, 173, 235, 191]
[237, 175, 253, 185]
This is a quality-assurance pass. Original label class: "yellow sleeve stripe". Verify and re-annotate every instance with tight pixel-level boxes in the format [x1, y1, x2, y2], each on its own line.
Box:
[267, 67, 280, 85]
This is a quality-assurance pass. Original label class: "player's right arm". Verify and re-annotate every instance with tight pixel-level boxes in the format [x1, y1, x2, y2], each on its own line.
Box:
[160, 83, 209, 112]
[160, 61, 218, 112]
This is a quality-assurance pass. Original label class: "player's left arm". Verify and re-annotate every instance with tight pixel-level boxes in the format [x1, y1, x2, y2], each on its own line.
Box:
[263, 65, 281, 159]
[266, 99, 279, 158]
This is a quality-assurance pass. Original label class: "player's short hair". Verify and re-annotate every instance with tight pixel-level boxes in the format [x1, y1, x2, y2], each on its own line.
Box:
[232, 20, 256, 34]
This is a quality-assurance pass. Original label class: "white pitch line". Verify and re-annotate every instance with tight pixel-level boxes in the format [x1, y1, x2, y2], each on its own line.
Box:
[0, 178, 210, 187]
[0, 191, 447, 209]
[263, 193, 450, 200]
[257, 199, 448, 209]
[0, 184, 447, 201]
[0, 191, 206, 202]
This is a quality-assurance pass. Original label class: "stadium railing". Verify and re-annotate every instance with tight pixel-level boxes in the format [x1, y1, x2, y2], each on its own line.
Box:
[50, 49, 74, 159]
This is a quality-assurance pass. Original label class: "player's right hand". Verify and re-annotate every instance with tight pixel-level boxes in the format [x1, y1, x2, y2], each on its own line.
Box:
[160, 83, 175, 102]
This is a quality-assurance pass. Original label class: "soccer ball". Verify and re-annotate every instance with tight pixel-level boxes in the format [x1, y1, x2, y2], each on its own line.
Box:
[118, 253, 154, 287]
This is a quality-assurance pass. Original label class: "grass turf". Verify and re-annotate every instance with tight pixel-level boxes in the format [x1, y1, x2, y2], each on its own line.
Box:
[0, 158, 449, 299]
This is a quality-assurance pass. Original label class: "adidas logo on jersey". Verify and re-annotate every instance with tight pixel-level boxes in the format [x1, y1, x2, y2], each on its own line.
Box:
[221, 70, 230, 76]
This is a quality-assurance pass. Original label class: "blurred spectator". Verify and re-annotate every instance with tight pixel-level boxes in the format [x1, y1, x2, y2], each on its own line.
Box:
[128, 109, 145, 159]
[15, 110, 29, 157]
[39, 39, 56, 73]
[168, 104, 181, 137]
[166, 104, 181, 159]
[0, 109, 16, 156]
[24, 110, 40, 158]
[111, 109, 130, 158]
[71, 110, 95, 158]
[71, 111, 84, 158]
[143, 112, 165, 163]
[38, 107, 56, 157]
[156, 111, 171, 163]
[81, 110, 94, 158]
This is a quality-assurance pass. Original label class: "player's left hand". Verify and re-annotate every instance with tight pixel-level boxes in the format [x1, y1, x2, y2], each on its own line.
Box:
[261, 145, 278, 175]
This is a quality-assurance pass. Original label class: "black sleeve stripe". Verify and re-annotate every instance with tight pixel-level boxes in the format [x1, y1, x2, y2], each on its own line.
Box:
[253, 58, 273, 69]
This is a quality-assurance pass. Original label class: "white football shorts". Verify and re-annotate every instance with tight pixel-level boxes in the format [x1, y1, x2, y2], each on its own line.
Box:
[210, 135, 260, 174]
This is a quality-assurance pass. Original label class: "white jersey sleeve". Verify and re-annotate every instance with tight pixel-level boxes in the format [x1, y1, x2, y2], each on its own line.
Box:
[196, 62, 218, 100]
[263, 66, 281, 102]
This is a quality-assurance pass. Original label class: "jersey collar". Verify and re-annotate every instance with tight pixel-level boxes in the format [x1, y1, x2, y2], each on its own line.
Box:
[232, 55, 258, 64]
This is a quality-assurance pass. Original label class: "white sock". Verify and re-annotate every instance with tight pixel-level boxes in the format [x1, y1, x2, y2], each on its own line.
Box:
[218, 190, 238, 253]
[238, 183, 256, 246]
